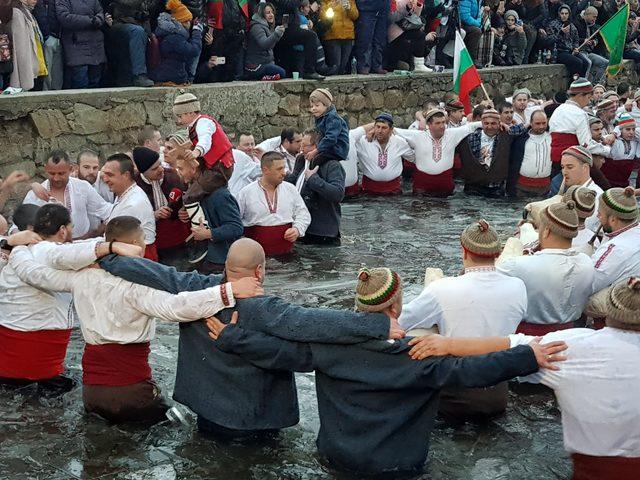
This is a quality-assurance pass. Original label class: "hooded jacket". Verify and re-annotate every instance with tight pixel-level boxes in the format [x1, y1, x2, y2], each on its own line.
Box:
[547, 5, 580, 52]
[151, 12, 202, 84]
[245, 12, 283, 66]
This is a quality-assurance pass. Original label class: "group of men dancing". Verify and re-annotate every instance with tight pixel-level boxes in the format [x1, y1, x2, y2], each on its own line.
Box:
[0, 80, 639, 479]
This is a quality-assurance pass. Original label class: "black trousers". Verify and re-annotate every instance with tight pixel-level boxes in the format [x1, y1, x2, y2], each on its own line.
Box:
[275, 27, 318, 76]
[386, 30, 434, 70]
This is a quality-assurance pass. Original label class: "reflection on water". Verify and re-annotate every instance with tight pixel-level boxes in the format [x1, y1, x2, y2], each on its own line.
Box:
[0, 191, 569, 480]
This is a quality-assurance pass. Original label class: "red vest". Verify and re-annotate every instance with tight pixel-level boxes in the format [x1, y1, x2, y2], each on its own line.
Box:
[189, 114, 234, 169]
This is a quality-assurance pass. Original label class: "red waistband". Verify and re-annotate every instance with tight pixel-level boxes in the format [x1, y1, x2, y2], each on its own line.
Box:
[551, 133, 579, 163]
[600, 158, 636, 188]
[244, 223, 294, 256]
[82, 342, 152, 386]
[518, 175, 551, 188]
[516, 321, 574, 336]
[572, 453, 640, 480]
[412, 168, 454, 195]
[344, 183, 362, 197]
[143, 242, 158, 262]
[0, 325, 71, 380]
[156, 218, 191, 250]
[362, 176, 402, 195]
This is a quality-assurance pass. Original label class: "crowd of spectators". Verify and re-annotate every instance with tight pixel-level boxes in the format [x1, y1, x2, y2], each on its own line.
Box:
[0, 0, 639, 91]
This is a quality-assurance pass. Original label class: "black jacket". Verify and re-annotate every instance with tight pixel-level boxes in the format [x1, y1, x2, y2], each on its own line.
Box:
[216, 326, 539, 475]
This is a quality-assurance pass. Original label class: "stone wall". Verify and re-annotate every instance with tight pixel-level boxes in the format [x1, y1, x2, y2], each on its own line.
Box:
[0, 63, 635, 183]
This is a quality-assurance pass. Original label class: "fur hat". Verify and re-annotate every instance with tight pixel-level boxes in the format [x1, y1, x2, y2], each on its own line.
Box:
[167, 0, 193, 23]
[562, 185, 596, 219]
[568, 77, 594, 95]
[173, 91, 200, 115]
[309, 88, 333, 107]
[562, 145, 593, 166]
[607, 277, 640, 327]
[600, 187, 639, 220]
[355, 267, 402, 312]
[540, 201, 580, 239]
[132, 146, 160, 174]
[460, 219, 501, 258]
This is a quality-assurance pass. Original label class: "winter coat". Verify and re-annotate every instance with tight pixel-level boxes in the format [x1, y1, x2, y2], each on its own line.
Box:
[547, 18, 579, 52]
[355, 0, 389, 13]
[321, 0, 359, 41]
[388, 0, 423, 42]
[56, 0, 106, 66]
[523, 0, 549, 29]
[573, 16, 600, 54]
[503, 27, 527, 64]
[9, 7, 40, 91]
[151, 12, 202, 84]
[315, 105, 350, 160]
[459, 0, 482, 28]
[245, 13, 283, 66]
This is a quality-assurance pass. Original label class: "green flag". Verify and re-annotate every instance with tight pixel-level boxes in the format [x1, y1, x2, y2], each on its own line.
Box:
[599, 4, 630, 77]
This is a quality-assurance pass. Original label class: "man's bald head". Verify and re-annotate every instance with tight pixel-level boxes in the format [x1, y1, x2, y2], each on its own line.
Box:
[225, 238, 266, 282]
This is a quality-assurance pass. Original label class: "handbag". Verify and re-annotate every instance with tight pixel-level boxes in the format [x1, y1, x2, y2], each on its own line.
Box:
[398, 13, 424, 31]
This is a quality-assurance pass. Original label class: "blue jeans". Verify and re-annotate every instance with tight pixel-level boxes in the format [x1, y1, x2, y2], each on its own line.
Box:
[244, 63, 286, 80]
[354, 9, 388, 73]
[67, 64, 102, 89]
[117, 23, 148, 76]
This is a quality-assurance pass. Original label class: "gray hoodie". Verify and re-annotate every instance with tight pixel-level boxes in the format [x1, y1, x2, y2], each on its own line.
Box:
[245, 13, 284, 67]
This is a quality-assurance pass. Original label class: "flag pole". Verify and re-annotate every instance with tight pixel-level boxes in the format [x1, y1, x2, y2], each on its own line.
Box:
[480, 82, 491, 103]
[576, 4, 628, 50]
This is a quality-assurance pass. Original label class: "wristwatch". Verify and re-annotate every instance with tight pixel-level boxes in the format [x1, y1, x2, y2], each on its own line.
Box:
[0, 238, 13, 252]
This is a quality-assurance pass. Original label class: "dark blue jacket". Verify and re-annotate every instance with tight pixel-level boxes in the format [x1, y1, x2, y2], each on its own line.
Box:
[151, 13, 202, 84]
[315, 105, 349, 160]
[200, 186, 243, 264]
[355, 0, 389, 13]
[34, 0, 61, 40]
[215, 326, 539, 475]
[98, 255, 391, 431]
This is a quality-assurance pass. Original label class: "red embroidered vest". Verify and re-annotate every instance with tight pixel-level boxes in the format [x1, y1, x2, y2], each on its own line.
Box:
[188, 114, 234, 169]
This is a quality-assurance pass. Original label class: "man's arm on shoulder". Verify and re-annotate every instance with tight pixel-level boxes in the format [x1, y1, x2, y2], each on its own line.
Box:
[8, 246, 77, 292]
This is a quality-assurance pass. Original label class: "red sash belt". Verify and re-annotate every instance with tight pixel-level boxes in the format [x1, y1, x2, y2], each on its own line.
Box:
[572, 453, 640, 480]
[244, 223, 293, 256]
[412, 169, 455, 196]
[402, 159, 416, 175]
[453, 153, 461, 170]
[600, 158, 635, 188]
[516, 321, 574, 336]
[155, 218, 191, 250]
[362, 176, 401, 195]
[82, 342, 152, 386]
[143, 242, 158, 262]
[551, 133, 579, 163]
[518, 175, 551, 188]
[0, 326, 71, 380]
[344, 184, 361, 197]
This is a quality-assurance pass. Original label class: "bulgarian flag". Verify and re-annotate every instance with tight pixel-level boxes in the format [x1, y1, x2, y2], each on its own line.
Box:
[453, 30, 482, 114]
[599, 4, 630, 77]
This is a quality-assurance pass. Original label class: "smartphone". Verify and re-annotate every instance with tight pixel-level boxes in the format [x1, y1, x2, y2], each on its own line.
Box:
[516, 19, 523, 26]
[282, 13, 290, 26]
[215, 57, 226, 65]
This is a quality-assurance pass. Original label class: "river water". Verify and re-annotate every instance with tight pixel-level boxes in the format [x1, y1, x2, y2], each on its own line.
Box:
[0, 188, 569, 480]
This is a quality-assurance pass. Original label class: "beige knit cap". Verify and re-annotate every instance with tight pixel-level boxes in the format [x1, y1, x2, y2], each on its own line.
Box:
[607, 277, 640, 326]
[562, 186, 596, 220]
[540, 201, 580, 239]
[460, 219, 502, 258]
[173, 91, 201, 115]
[309, 88, 333, 107]
[600, 187, 639, 221]
[355, 267, 402, 312]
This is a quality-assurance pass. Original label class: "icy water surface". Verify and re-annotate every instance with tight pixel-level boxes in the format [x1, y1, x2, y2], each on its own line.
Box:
[0, 191, 569, 480]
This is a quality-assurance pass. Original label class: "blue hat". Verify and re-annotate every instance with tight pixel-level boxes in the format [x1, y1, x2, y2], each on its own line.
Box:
[375, 112, 394, 126]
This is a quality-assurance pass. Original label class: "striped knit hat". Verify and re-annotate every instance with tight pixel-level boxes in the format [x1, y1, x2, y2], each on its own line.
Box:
[425, 108, 446, 121]
[600, 187, 639, 220]
[512, 88, 531, 99]
[540, 201, 580, 238]
[602, 90, 619, 101]
[607, 277, 640, 327]
[355, 267, 402, 312]
[596, 98, 617, 112]
[593, 83, 605, 94]
[562, 145, 593, 166]
[588, 115, 603, 126]
[445, 99, 465, 111]
[562, 185, 596, 219]
[309, 88, 333, 107]
[460, 219, 502, 258]
[481, 108, 500, 121]
[568, 78, 593, 95]
[173, 91, 200, 115]
[616, 113, 636, 128]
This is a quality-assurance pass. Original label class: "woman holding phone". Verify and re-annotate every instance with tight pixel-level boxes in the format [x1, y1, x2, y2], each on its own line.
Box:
[244, 2, 287, 80]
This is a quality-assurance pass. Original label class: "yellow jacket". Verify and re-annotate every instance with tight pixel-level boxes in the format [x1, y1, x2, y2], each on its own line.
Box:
[321, 0, 359, 41]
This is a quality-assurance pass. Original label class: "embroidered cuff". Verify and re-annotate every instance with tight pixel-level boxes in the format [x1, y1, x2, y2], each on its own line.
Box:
[221, 282, 232, 307]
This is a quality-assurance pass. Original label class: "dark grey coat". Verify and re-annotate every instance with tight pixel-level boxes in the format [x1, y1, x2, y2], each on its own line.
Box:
[56, 0, 106, 66]
[245, 13, 283, 66]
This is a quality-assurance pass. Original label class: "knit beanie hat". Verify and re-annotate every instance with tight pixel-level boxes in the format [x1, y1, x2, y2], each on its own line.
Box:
[504, 9, 519, 21]
[173, 91, 201, 115]
[593, 83, 605, 93]
[606, 277, 640, 327]
[558, 4, 571, 15]
[562, 185, 596, 219]
[309, 88, 333, 107]
[425, 108, 446, 122]
[562, 145, 593, 166]
[481, 108, 500, 121]
[540, 201, 579, 238]
[568, 77, 594, 95]
[355, 267, 402, 312]
[445, 99, 465, 111]
[512, 88, 531, 100]
[616, 112, 636, 128]
[167, 0, 193, 23]
[600, 187, 639, 220]
[588, 115, 603, 126]
[132, 146, 160, 173]
[602, 90, 619, 101]
[168, 130, 189, 144]
[460, 219, 502, 258]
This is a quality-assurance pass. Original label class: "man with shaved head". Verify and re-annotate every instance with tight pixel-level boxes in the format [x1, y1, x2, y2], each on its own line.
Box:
[99, 238, 402, 439]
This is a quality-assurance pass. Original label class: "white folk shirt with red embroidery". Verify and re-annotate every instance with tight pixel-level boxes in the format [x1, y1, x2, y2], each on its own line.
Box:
[237, 180, 311, 235]
[23, 177, 113, 239]
[591, 222, 640, 294]
[395, 122, 481, 175]
[228, 149, 262, 198]
[257, 136, 297, 173]
[107, 184, 156, 244]
[341, 131, 359, 188]
[510, 327, 640, 457]
[399, 267, 527, 337]
[549, 101, 597, 149]
[351, 127, 415, 182]
[497, 249, 595, 324]
[520, 132, 552, 178]
[190, 115, 217, 157]
[8, 244, 235, 345]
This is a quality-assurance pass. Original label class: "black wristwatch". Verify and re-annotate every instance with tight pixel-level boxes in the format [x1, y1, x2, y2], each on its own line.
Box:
[0, 238, 13, 252]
